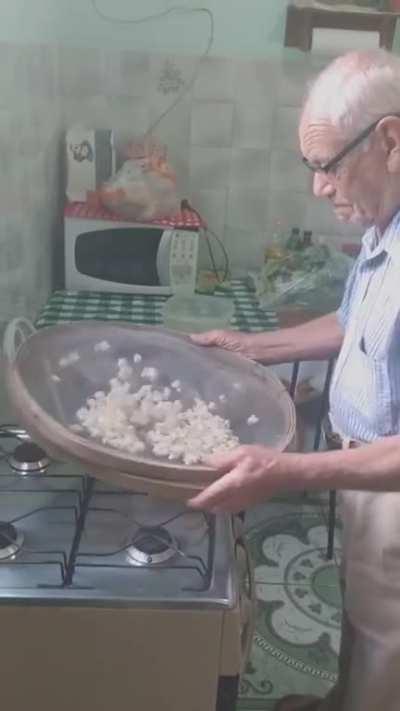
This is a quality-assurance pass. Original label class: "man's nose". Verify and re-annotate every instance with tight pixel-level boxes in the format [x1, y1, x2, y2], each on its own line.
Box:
[313, 171, 335, 198]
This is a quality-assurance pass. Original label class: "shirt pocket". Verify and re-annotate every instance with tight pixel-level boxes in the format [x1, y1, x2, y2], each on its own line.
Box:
[339, 339, 393, 436]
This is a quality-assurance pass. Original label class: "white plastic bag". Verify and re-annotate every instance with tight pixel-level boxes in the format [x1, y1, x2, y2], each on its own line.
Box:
[99, 137, 179, 221]
[254, 238, 355, 315]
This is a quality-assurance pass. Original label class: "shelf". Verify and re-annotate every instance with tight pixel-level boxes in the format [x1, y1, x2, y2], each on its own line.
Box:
[284, 2, 398, 51]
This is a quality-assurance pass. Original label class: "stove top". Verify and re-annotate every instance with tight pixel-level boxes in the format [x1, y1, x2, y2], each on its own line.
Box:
[0, 426, 237, 608]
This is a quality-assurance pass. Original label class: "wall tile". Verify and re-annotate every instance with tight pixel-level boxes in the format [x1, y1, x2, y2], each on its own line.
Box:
[0, 43, 20, 102]
[148, 99, 191, 187]
[0, 217, 23, 274]
[273, 107, 301, 152]
[190, 101, 234, 147]
[234, 59, 278, 107]
[194, 57, 235, 100]
[226, 188, 268, 231]
[148, 95, 191, 143]
[59, 47, 103, 97]
[267, 190, 308, 238]
[233, 102, 274, 150]
[189, 147, 231, 190]
[104, 50, 150, 98]
[148, 54, 195, 109]
[269, 149, 311, 192]
[106, 96, 150, 132]
[224, 226, 266, 273]
[9, 45, 59, 98]
[188, 189, 227, 240]
[229, 149, 269, 189]
[278, 55, 317, 108]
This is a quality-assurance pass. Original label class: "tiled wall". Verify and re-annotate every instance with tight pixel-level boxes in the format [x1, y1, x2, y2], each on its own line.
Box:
[0, 42, 363, 339]
[57, 47, 362, 274]
[0, 42, 63, 416]
[0, 43, 62, 330]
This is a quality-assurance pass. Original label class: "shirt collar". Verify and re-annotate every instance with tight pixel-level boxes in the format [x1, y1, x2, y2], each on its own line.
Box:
[361, 207, 400, 266]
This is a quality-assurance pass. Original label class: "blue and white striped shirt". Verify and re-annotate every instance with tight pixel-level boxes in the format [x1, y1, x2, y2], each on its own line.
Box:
[330, 209, 400, 442]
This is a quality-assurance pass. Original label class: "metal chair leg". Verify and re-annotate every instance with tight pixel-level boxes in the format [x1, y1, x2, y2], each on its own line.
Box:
[311, 358, 336, 560]
[327, 489, 337, 560]
[290, 358, 337, 560]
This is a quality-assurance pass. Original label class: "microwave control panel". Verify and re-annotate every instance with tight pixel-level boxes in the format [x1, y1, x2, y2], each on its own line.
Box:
[169, 230, 199, 290]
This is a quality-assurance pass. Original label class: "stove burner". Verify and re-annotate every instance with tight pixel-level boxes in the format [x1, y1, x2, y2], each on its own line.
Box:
[0, 522, 24, 561]
[127, 527, 177, 566]
[9, 442, 50, 475]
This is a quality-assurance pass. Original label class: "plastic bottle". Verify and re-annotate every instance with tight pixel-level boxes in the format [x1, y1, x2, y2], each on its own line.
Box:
[286, 227, 301, 250]
[264, 221, 286, 262]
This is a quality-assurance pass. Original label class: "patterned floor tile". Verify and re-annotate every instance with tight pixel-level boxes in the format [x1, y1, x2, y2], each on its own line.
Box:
[244, 498, 328, 536]
[319, 502, 343, 569]
[239, 504, 342, 709]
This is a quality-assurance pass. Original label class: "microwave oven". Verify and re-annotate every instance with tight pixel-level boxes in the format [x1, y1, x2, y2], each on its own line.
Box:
[64, 214, 200, 295]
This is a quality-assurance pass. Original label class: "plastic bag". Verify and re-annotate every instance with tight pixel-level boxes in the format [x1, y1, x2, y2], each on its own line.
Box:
[99, 137, 179, 221]
[253, 237, 354, 316]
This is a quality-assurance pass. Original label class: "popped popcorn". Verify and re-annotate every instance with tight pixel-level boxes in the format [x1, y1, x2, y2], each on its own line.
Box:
[76, 362, 239, 465]
[247, 414, 259, 425]
[94, 340, 111, 352]
[70, 423, 84, 433]
[141, 367, 159, 382]
[59, 351, 80, 368]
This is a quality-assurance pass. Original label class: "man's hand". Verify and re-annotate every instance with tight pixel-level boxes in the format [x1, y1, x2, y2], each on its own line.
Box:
[188, 445, 293, 513]
[190, 330, 260, 360]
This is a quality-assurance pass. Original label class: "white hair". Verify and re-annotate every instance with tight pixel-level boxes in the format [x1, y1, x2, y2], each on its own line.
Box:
[304, 49, 400, 140]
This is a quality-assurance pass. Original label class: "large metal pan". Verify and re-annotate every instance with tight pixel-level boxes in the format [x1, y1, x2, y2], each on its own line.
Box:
[3, 319, 295, 498]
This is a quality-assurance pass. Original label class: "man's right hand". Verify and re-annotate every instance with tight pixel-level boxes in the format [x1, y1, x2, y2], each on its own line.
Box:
[190, 330, 260, 361]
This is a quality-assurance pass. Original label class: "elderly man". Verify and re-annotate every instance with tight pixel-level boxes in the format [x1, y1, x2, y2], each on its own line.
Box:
[189, 49, 400, 711]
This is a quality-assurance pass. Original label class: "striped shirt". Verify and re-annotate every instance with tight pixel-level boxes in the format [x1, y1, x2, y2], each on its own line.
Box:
[330, 209, 400, 442]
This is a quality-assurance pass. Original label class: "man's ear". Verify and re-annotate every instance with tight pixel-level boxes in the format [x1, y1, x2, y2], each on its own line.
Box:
[377, 117, 400, 174]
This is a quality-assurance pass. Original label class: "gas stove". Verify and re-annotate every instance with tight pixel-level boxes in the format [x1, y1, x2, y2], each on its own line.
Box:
[0, 424, 237, 607]
[0, 424, 253, 711]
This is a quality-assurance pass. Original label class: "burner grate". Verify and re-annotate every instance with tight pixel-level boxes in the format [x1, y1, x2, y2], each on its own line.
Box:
[0, 521, 24, 561]
[72, 493, 216, 592]
[0, 426, 221, 599]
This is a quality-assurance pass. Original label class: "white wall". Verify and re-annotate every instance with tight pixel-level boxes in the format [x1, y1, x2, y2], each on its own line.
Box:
[0, 0, 286, 56]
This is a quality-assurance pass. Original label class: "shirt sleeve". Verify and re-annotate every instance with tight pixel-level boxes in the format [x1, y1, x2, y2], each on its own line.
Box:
[336, 255, 361, 331]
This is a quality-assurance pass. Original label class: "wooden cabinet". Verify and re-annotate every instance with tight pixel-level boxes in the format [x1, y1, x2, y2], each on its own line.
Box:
[284, 2, 398, 51]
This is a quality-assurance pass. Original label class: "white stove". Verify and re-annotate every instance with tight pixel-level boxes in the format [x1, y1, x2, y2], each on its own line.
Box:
[0, 424, 255, 711]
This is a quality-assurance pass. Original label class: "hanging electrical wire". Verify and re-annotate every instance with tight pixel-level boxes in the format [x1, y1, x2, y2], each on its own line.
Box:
[89, 3, 227, 285]
[181, 200, 230, 284]
[89, 2, 214, 136]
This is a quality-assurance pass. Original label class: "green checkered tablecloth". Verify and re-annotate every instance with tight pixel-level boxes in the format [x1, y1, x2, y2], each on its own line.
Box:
[36, 280, 278, 332]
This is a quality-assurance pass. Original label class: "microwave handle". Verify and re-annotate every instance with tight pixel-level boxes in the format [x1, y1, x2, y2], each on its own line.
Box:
[156, 229, 173, 287]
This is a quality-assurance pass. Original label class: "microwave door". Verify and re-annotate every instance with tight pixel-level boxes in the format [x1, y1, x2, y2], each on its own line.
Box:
[74, 227, 172, 294]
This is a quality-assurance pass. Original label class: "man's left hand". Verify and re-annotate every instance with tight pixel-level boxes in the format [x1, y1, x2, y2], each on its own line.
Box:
[188, 445, 290, 513]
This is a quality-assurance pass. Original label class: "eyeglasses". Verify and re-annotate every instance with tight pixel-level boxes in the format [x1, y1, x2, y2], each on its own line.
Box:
[302, 112, 400, 175]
